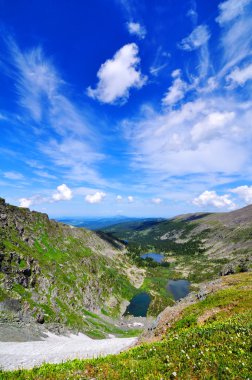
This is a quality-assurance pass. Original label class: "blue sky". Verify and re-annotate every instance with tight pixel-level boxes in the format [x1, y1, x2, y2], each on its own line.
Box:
[0, 0, 252, 217]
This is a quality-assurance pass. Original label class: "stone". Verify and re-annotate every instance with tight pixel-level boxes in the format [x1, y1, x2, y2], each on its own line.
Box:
[36, 313, 45, 324]
[23, 268, 32, 277]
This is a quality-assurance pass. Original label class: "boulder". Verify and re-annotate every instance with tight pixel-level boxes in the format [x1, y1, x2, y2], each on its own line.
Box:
[36, 313, 45, 324]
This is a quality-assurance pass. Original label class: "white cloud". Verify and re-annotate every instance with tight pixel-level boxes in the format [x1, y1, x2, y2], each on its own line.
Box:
[127, 195, 134, 202]
[231, 185, 252, 204]
[52, 184, 72, 201]
[34, 170, 57, 179]
[149, 47, 170, 77]
[125, 96, 250, 179]
[40, 138, 106, 186]
[19, 184, 73, 209]
[178, 25, 211, 51]
[226, 63, 252, 87]
[18, 194, 48, 208]
[191, 111, 235, 143]
[116, 195, 123, 201]
[87, 43, 147, 104]
[127, 22, 146, 39]
[218, 1, 252, 75]
[162, 70, 188, 106]
[5, 38, 106, 188]
[193, 190, 236, 209]
[216, 0, 251, 25]
[151, 197, 162, 204]
[3, 171, 24, 180]
[26, 160, 44, 169]
[85, 191, 106, 204]
[19, 198, 33, 208]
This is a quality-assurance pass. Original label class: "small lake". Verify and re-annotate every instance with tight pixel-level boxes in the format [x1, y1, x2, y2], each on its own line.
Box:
[141, 252, 164, 263]
[123, 292, 151, 317]
[167, 279, 190, 301]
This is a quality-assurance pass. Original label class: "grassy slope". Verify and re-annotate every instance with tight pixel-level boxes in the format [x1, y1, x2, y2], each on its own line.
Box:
[2, 272, 251, 379]
[0, 199, 139, 337]
[102, 207, 252, 283]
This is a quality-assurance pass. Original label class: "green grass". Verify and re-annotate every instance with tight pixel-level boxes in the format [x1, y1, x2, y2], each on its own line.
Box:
[2, 272, 251, 379]
[140, 267, 174, 315]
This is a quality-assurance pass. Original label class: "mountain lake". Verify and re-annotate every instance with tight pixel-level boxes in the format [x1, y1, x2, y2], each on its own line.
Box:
[140, 252, 164, 263]
[123, 293, 151, 317]
[167, 279, 190, 301]
[124, 253, 190, 317]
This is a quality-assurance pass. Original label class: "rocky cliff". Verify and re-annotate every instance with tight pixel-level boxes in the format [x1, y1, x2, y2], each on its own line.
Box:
[0, 198, 140, 336]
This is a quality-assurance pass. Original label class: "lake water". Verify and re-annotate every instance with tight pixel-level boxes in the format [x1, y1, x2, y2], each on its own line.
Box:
[167, 279, 190, 301]
[123, 292, 151, 317]
[141, 252, 164, 263]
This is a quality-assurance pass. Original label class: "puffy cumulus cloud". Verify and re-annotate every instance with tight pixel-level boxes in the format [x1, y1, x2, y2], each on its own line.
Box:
[193, 190, 236, 209]
[127, 22, 146, 39]
[231, 185, 252, 204]
[190, 111, 235, 143]
[216, 0, 251, 25]
[178, 25, 211, 51]
[19, 184, 72, 209]
[162, 70, 188, 107]
[87, 43, 147, 104]
[85, 191, 106, 204]
[151, 197, 162, 204]
[127, 195, 134, 202]
[52, 184, 72, 201]
[116, 195, 123, 201]
[3, 171, 24, 180]
[226, 63, 252, 87]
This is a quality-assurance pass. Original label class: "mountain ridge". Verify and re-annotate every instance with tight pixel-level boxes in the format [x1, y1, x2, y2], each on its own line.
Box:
[0, 197, 143, 338]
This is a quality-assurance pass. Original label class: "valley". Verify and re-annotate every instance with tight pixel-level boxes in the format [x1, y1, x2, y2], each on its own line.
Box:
[0, 198, 251, 378]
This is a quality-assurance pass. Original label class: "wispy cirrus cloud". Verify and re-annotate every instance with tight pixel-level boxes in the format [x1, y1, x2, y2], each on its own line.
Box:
[3, 171, 24, 180]
[151, 197, 162, 204]
[217, 0, 252, 76]
[2, 36, 107, 188]
[87, 43, 147, 104]
[122, 0, 252, 208]
[226, 63, 252, 87]
[178, 25, 211, 52]
[216, 0, 251, 25]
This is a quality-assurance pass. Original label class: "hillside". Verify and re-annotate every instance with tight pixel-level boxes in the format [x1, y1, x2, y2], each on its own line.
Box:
[3, 272, 251, 379]
[0, 198, 143, 338]
[102, 206, 252, 282]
